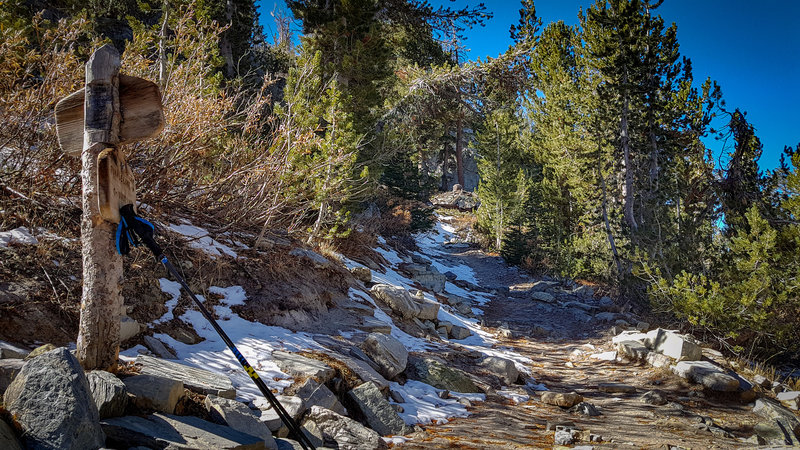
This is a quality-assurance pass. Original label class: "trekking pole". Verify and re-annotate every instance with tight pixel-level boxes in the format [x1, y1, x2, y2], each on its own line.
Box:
[115, 205, 316, 450]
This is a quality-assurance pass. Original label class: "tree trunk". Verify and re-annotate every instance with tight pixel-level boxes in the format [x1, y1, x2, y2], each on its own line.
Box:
[158, 0, 169, 88]
[77, 44, 124, 371]
[440, 141, 449, 191]
[599, 166, 623, 277]
[220, 0, 235, 78]
[620, 75, 638, 233]
[455, 114, 465, 188]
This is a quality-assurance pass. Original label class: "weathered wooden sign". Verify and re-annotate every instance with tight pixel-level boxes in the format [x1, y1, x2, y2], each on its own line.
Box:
[54, 74, 164, 157]
[97, 147, 136, 223]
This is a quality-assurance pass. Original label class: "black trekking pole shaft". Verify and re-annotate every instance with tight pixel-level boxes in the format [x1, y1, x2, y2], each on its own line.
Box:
[156, 253, 315, 450]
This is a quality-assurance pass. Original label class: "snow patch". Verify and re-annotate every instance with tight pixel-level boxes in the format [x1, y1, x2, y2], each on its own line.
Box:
[0, 227, 38, 247]
[169, 222, 237, 258]
[390, 380, 484, 425]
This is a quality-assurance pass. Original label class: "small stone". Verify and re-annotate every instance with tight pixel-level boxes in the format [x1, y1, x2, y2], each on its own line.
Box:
[458, 398, 472, 407]
[541, 391, 583, 408]
[389, 390, 405, 404]
[348, 381, 410, 436]
[777, 391, 800, 410]
[616, 341, 648, 361]
[350, 266, 372, 283]
[598, 383, 636, 394]
[753, 374, 771, 389]
[0, 341, 29, 360]
[361, 333, 408, 379]
[23, 343, 56, 360]
[143, 335, 177, 359]
[124, 374, 184, 414]
[449, 325, 471, 340]
[639, 390, 668, 406]
[635, 321, 650, 332]
[570, 402, 601, 416]
[554, 429, 575, 445]
[0, 359, 25, 395]
[671, 361, 740, 391]
[272, 351, 335, 383]
[204, 394, 276, 448]
[479, 356, 520, 385]
[120, 316, 141, 342]
[87, 370, 129, 419]
[531, 291, 555, 303]
[293, 378, 347, 416]
[646, 351, 673, 369]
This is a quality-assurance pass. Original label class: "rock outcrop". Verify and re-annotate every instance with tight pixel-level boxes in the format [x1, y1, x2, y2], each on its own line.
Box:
[4, 347, 105, 450]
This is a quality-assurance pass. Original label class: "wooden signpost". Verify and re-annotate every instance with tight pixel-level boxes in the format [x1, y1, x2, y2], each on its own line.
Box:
[54, 44, 163, 370]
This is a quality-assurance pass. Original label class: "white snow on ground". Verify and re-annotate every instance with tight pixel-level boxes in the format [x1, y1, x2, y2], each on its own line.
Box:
[498, 389, 530, 404]
[591, 351, 617, 361]
[155, 278, 182, 323]
[169, 222, 238, 258]
[390, 380, 485, 425]
[0, 227, 38, 247]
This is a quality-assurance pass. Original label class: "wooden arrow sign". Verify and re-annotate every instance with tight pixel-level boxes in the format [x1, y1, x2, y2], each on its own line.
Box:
[97, 147, 136, 223]
[55, 74, 164, 156]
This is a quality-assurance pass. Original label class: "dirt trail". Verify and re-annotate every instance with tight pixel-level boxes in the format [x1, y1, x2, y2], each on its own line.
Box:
[398, 232, 762, 449]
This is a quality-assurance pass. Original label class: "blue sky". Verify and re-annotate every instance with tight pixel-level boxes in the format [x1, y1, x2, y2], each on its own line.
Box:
[258, 0, 799, 170]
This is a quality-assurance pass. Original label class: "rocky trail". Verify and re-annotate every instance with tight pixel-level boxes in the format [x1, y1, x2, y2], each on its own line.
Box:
[1, 212, 799, 449]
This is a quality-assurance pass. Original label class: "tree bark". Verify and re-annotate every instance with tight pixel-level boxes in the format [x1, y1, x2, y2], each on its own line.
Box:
[158, 0, 169, 88]
[455, 114, 465, 187]
[77, 44, 123, 371]
[620, 74, 638, 233]
[600, 168, 623, 278]
[220, 0, 235, 78]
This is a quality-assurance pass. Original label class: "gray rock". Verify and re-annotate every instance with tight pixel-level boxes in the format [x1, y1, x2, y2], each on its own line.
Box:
[361, 333, 408, 379]
[595, 312, 621, 322]
[598, 296, 614, 308]
[102, 413, 266, 449]
[407, 356, 481, 393]
[119, 316, 141, 342]
[646, 351, 673, 369]
[479, 356, 519, 385]
[304, 406, 388, 450]
[635, 321, 650, 332]
[753, 397, 800, 441]
[350, 267, 372, 283]
[124, 374, 184, 414]
[289, 248, 330, 269]
[616, 340, 648, 361]
[754, 419, 800, 447]
[647, 329, 702, 361]
[640, 390, 668, 405]
[531, 291, 555, 303]
[0, 341, 28, 360]
[777, 391, 800, 410]
[339, 299, 374, 316]
[4, 347, 105, 450]
[204, 394, 277, 449]
[87, 370, 129, 419]
[453, 301, 473, 316]
[370, 284, 421, 319]
[413, 272, 446, 293]
[136, 355, 236, 398]
[299, 419, 324, 448]
[753, 374, 771, 389]
[323, 350, 389, 392]
[294, 378, 347, 416]
[449, 325, 471, 340]
[671, 361, 740, 391]
[348, 381, 410, 436]
[598, 383, 636, 394]
[143, 335, 177, 359]
[570, 402, 601, 416]
[554, 429, 574, 445]
[275, 438, 305, 450]
[272, 351, 335, 383]
[541, 391, 583, 408]
[359, 317, 392, 334]
[0, 419, 22, 450]
[563, 301, 596, 313]
[414, 298, 440, 321]
[389, 390, 405, 403]
[257, 395, 305, 432]
[0, 358, 24, 395]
